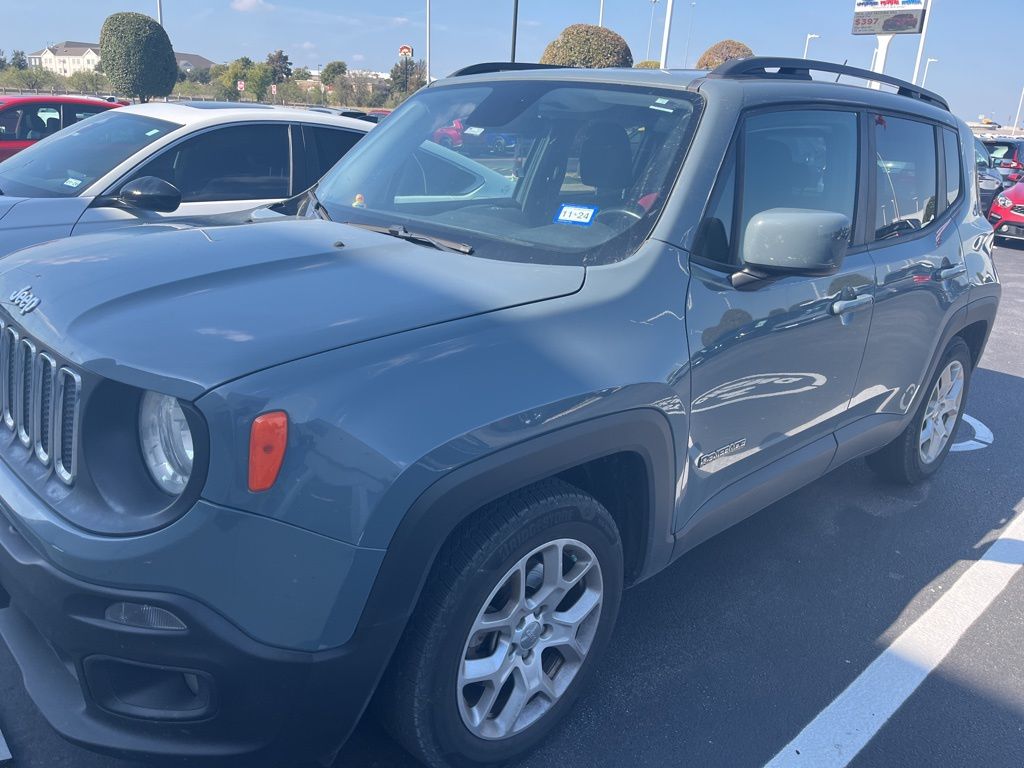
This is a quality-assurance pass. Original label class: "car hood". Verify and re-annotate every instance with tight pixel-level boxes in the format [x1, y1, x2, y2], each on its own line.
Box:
[1004, 182, 1024, 202]
[0, 219, 585, 399]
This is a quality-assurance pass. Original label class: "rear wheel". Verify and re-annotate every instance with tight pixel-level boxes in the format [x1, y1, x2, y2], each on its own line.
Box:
[867, 337, 972, 484]
[375, 480, 623, 768]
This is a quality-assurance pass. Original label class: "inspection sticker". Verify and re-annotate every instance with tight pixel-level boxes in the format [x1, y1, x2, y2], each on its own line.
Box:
[554, 204, 598, 226]
[63, 178, 82, 188]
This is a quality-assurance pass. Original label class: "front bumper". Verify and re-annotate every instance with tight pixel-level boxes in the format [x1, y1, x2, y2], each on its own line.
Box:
[989, 212, 1024, 240]
[0, 512, 405, 764]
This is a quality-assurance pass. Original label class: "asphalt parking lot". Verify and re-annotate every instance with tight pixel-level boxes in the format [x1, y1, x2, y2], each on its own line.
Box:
[1, 243, 1023, 768]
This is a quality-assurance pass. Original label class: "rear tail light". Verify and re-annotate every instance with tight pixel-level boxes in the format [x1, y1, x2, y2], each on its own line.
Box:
[248, 411, 288, 492]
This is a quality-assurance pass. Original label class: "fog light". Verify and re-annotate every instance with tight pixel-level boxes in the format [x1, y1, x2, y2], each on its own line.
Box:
[105, 602, 187, 631]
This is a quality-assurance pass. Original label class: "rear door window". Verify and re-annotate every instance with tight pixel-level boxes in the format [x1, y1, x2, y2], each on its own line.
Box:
[872, 114, 938, 240]
[308, 126, 362, 180]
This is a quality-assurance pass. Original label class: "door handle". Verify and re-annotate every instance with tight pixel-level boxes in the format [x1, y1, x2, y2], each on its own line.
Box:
[830, 295, 873, 316]
[937, 265, 967, 281]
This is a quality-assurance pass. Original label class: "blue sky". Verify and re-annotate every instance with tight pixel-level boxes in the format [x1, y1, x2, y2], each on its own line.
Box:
[2, 0, 1017, 124]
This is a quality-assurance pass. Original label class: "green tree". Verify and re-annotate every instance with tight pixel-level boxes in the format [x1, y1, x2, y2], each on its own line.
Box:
[539, 24, 633, 68]
[99, 12, 177, 101]
[0, 50, 7, 71]
[247, 62, 273, 101]
[320, 60, 347, 85]
[388, 58, 425, 98]
[187, 67, 211, 84]
[216, 57, 252, 101]
[266, 49, 292, 83]
[11, 68, 61, 91]
[11, 50, 28, 70]
[68, 70, 108, 94]
[216, 57, 272, 101]
[634, 60, 660, 69]
[696, 40, 753, 70]
[293, 66, 312, 80]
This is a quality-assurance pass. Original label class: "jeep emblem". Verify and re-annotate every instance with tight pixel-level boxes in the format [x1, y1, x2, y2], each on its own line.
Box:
[8, 286, 40, 315]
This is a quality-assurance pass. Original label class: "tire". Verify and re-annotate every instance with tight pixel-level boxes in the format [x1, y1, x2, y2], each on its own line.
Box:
[375, 479, 624, 768]
[491, 137, 506, 155]
[866, 337, 972, 485]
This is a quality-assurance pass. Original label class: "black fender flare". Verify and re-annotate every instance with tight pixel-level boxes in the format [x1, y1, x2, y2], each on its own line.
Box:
[354, 408, 677, 636]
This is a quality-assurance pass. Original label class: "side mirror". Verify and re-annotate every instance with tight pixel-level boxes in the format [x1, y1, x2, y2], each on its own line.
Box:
[741, 208, 851, 276]
[117, 176, 182, 213]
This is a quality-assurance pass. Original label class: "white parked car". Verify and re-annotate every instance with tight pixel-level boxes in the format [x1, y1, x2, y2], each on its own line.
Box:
[0, 102, 371, 256]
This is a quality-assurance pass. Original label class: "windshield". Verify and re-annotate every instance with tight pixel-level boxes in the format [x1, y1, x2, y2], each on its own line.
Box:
[0, 111, 181, 198]
[316, 80, 701, 265]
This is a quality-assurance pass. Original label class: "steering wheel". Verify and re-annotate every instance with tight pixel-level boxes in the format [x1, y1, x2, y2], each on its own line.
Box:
[595, 205, 645, 223]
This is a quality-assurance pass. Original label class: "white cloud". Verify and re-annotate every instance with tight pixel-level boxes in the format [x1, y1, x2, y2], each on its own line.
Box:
[351, 53, 366, 62]
[391, 16, 410, 25]
[230, 0, 273, 11]
[300, 41, 316, 50]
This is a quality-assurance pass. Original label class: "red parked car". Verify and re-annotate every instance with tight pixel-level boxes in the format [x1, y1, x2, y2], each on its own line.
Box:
[989, 183, 1024, 243]
[432, 117, 465, 150]
[0, 95, 124, 162]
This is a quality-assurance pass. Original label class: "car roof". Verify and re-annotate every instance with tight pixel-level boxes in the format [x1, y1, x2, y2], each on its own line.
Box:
[433, 59, 956, 126]
[0, 94, 122, 107]
[112, 101, 372, 132]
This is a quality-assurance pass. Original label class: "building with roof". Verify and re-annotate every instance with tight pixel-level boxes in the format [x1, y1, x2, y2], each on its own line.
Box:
[27, 41, 217, 76]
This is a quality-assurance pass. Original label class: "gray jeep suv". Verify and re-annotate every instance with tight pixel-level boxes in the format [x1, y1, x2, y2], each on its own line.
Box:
[0, 58, 1000, 768]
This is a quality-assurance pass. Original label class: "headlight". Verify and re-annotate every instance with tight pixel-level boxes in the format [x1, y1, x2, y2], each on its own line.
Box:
[139, 392, 194, 495]
[996, 195, 1012, 208]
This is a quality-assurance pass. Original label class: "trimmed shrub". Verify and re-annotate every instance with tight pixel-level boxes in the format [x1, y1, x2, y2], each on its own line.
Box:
[634, 60, 661, 69]
[540, 24, 634, 69]
[696, 40, 753, 70]
[100, 12, 177, 102]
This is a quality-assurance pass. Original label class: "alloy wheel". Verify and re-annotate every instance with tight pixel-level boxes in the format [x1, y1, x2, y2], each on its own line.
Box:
[919, 359, 965, 465]
[456, 538, 603, 740]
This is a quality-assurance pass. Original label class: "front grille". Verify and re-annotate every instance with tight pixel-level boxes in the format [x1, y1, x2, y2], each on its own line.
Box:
[1013, 204, 1024, 215]
[0, 320, 81, 485]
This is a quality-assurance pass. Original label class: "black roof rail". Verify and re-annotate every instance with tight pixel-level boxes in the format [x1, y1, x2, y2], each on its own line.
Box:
[448, 62, 567, 78]
[707, 56, 949, 112]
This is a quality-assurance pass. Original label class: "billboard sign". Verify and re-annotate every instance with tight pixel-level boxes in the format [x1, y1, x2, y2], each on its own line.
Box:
[852, 0, 927, 35]
[398, 44, 414, 58]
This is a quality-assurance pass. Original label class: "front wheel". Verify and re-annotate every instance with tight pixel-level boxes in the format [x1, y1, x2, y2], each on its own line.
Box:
[375, 480, 623, 768]
[867, 337, 972, 484]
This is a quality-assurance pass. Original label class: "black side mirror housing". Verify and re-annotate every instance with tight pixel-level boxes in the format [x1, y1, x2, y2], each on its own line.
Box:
[118, 176, 182, 213]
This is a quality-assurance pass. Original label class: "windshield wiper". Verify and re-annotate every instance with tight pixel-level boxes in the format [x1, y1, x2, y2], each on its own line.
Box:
[343, 222, 474, 254]
[307, 186, 331, 221]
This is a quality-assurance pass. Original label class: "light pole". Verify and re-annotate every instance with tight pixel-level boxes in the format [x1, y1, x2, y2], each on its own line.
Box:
[511, 0, 519, 62]
[803, 33, 819, 59]
[646, 0, 660, 61]
[599, 0, 605, 27]
[682, 1, 696, 68]
[1013, 85, 1024, 138]
[425, 0, 431, 84]
[659, 0, 675, 68]
[921, 57, 938, 88]
[912, 0, 934, 84]
[156, 0, 163, 25]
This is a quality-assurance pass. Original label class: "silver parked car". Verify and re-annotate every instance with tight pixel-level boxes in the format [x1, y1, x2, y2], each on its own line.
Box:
[0, 102, 370, 256]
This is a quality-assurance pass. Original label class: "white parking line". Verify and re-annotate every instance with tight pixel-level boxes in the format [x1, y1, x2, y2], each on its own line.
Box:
[764, 509, 1024, 768]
